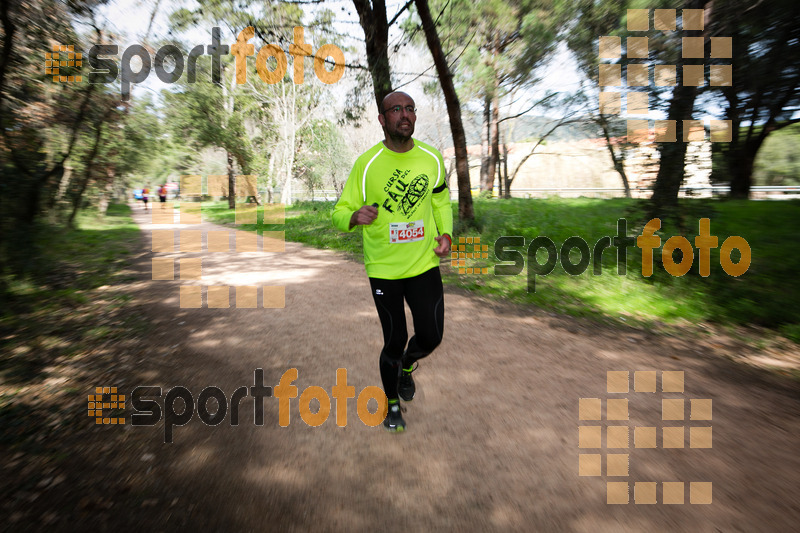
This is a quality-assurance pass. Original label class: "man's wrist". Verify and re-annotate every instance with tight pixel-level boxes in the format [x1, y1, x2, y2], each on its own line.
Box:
[442, 233, 452, 247]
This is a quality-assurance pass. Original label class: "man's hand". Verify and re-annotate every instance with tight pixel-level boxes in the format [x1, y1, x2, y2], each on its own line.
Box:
[434, 234, 451, 258]
[349, 205, 378, 229]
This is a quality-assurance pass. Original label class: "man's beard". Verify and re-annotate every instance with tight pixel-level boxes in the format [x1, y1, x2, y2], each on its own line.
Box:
[387, 122, 414, 143]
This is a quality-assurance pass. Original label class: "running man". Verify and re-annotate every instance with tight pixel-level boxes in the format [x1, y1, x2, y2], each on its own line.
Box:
[332, 91, 453, 432]
[158, 184, 168, 208]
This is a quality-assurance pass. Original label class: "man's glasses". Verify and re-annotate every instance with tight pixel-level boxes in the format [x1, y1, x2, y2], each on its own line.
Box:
[383, 105, 417, 115]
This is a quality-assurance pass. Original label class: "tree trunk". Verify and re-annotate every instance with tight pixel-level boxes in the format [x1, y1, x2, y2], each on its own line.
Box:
[502, 141, 510, 199]
[446, 156, 455, 183]
[650, 89, 695, 212]
[221, 64, 237, 209]
[225, 67, 262, 207]
[496, 163, 502, 198]
[1, 18, 97, 230]
[54, 164, 73, 209]
[479, 94, 491, 193]
[67, 123, 105, 227]
[280, 82, 297, 205]
[97, 167, 115, 216]
[351, 0, 392, 109]
[415, 0, 474, 222]
[599, 116, 631, 198]
[728, 144, 758, 199]
[227, 151, 235, 209]
[650, 0, 710, 217]
[487, 80, 500, 196]
[267, 152, 276, 203]
[0, 0, 16, 115]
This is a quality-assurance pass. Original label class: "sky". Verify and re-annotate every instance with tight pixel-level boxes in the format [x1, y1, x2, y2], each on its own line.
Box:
[91, 0, 746, 136]
[93, 0, 587, 115]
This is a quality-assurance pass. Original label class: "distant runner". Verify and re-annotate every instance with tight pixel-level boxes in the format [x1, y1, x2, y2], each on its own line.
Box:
[158, 184, 168, 208]
[332, 91, 453, 432]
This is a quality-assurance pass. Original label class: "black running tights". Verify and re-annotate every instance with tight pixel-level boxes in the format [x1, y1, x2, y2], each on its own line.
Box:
[369, 267, 444, 401]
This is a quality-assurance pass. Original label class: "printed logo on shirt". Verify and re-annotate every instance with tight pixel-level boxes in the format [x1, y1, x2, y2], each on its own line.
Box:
[375, 289, 383, 295]
[399, 174, 428, 217]
[381, 169, 428, 217]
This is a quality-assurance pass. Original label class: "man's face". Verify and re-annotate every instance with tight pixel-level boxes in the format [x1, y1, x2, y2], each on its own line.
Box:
[379, 93, 416, 142]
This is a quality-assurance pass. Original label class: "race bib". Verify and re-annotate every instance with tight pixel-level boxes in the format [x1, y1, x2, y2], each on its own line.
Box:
[389, 220, 425, 243]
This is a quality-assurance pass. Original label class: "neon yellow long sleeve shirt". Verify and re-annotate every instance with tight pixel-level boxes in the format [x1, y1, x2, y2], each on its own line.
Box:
[332, 139, 453, 279]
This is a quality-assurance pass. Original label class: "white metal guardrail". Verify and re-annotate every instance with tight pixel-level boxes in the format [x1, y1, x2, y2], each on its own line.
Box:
[501, 185, 800, 199]
[459, 185, 800, 200]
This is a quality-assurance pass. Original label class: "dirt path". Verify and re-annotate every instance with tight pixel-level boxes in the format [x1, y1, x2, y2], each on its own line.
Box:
[6, 204, 800, 532]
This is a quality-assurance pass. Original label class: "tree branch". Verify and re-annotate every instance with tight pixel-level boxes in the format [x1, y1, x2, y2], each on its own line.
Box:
[498, 93, 559, 124]
[508, 114, 586, 185]
[388, 0, 415, 27]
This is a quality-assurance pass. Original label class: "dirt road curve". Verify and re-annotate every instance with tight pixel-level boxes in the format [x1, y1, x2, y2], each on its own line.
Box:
[32, 206, 800, 531]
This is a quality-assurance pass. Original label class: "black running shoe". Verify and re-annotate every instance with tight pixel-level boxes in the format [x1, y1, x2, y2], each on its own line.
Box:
[383, 401, 406, 432]
[398, 363, 417, 402]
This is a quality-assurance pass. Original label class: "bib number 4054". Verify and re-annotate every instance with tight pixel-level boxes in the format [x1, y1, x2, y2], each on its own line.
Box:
[399, 226, 423, 240]
[390, 220, 425, 243]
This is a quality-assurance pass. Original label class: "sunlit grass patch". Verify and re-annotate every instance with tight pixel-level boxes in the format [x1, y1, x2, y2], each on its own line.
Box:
[243, 197, 799, 339]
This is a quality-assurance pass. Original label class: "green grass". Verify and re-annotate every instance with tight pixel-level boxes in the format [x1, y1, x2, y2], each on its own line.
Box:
[3, 204, 140, 291]
[201, 201, 364, 257]
[0, 204, 145, 384]
[199, 198, 800, 340]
